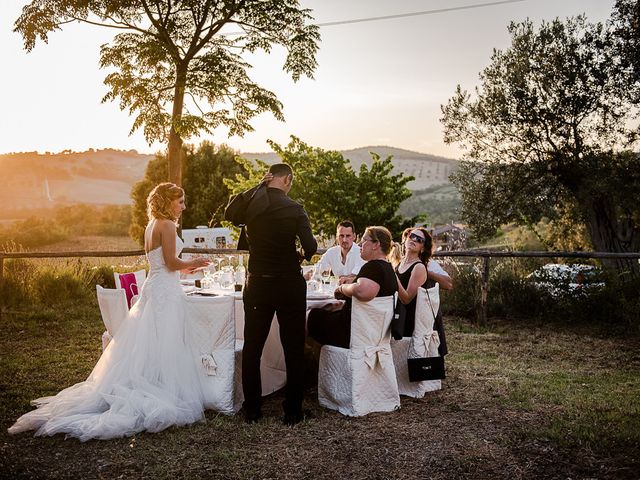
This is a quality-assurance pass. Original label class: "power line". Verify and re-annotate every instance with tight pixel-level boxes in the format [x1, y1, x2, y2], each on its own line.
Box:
[316, 0, 529, 27]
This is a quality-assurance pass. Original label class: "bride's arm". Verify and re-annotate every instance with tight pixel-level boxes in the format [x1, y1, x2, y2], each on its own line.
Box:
[158, 220, 209, 272]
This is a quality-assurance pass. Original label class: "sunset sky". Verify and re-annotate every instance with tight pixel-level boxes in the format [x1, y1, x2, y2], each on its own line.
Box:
[0, 0, 615, 158]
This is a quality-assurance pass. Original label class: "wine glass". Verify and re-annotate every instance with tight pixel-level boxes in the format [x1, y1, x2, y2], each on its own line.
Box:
[209, 256, 221, 273]
[320, 266, 332, 291]
[219, 267, 234, 290]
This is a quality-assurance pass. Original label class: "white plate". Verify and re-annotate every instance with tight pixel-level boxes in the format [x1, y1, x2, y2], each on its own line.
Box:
[306, 292, 333, 300]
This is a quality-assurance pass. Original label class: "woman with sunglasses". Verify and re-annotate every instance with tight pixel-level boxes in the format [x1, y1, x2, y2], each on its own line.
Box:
[393, 227, 453, 353]
[394, 227, 435, 338]
[307, 226, 397, 348]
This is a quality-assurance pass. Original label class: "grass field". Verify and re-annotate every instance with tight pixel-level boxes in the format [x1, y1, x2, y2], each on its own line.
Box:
[1, 300, 638, 480]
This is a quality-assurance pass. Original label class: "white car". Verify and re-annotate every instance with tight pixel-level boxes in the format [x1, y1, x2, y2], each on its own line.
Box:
[527, 263, 604, 297]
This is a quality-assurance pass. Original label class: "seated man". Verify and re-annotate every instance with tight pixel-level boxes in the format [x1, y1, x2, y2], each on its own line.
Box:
[309, 221, 366, 285]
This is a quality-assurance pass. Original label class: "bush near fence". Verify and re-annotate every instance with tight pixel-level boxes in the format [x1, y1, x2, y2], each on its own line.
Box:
[440, 257, 640, 331]
[1, 252, 638, 333]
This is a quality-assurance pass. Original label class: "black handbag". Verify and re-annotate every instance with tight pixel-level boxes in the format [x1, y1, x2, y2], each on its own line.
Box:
[407, 356, 445, 381]
[407, 286, 445, 381]
[391, 295, 406, 340]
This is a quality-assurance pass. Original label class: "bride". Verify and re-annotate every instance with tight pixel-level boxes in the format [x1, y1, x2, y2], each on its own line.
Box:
[8, 183, 210, 441]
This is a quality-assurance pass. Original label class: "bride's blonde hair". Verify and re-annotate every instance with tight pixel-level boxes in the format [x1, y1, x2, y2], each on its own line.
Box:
[146, 182, 184, 222]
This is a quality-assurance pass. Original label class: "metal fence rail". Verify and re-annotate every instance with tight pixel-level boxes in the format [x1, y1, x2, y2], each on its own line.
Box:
[1, 248, 639, 324]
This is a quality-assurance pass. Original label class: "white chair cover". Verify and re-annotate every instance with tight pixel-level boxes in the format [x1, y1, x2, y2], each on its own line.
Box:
[318, 295, 400, 416]
[184, 295, 238, 414]
[391, 284, 442, 397]
[96, 285, 129, 351]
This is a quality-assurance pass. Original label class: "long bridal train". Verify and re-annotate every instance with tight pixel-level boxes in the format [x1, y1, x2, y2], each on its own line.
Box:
[8, 237, 207, 441]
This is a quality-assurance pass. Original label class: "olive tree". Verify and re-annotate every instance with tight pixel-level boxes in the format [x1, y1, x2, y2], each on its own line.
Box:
[441, 15, 640, 274]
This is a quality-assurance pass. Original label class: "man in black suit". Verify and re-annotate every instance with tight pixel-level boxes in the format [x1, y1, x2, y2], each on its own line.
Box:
[240, 163, 317, 425]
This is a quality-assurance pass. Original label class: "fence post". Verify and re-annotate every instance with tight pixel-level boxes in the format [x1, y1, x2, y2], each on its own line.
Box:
[0, 254, 4, 320]
[479, 255, 491, 326]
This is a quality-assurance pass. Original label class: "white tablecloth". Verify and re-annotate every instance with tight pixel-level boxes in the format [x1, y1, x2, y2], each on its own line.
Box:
[184, 287, 343, 395]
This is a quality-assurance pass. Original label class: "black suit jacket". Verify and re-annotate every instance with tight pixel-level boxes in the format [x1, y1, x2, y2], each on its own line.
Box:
[245, 188, 317, 276]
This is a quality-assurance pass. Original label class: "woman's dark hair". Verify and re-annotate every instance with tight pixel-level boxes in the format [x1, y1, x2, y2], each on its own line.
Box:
[402, 227, 433, 264]
[364, 226, 393, 255]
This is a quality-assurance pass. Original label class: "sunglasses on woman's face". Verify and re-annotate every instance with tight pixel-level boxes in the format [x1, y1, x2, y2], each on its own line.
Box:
[408, 232, 425, 244]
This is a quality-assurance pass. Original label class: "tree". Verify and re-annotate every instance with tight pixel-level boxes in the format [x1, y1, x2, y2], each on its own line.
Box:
[15, 1, 319, 186]
[130, 141, 247, 244]
[226, 136, 420, 239]
[441, 15, 640, 274]
[612, 0, 640, 94]
[181, 141, 247, 228]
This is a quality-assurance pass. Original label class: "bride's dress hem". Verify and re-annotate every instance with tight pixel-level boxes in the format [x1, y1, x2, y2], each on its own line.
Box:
[8, 236, 208, 441]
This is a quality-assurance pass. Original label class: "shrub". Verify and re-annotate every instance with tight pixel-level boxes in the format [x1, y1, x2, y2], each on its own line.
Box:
[0, 217, 68, 249]
[31, 260, 96, 305]
[440, 256, 639, 331]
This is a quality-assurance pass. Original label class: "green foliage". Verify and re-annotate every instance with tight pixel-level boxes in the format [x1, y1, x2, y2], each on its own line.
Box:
[129, 142, 248, 245]
[441, 15, 640, 272]
[612, 0, 640, 104]
[441, 257, 640, 329]
[398, 184, 461, 225]
[0, 217, 68, 248]
[129, 153, 170, 245]
[181, 142, 248, 228]
[14, 0, 320, 185]
[54, 204, 131, 237]
[0, 205, 132, 251]
[226, 136, 420, 239]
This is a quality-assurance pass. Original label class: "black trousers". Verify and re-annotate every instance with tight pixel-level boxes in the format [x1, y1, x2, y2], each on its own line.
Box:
[242, 274, 307, 415]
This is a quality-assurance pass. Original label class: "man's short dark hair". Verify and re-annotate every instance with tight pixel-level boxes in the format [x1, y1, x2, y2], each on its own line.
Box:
[337, 220, 355, 233]
[269, 163, 293, 178]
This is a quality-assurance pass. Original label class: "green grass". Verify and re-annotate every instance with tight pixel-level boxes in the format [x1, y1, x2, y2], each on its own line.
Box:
[447, 320, 640, 454]
[1, 302, 639, 479]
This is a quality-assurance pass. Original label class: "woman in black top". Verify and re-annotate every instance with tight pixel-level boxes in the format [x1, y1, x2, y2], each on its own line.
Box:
[308, 226, 397, 348]
[394, 227, 434, 337]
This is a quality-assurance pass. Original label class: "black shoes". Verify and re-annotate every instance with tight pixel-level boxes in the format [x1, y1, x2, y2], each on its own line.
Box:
[243, 408, 311, 425]
[243, 409, 262, 424]
[282, 409, 312, 426]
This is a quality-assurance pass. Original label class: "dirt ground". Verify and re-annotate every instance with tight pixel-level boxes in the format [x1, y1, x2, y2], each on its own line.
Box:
[1, 317, 638, 480]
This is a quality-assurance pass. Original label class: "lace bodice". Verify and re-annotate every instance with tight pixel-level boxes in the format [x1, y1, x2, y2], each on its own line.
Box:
[147, 236, 184, 275]
[144, 218, 184, 276]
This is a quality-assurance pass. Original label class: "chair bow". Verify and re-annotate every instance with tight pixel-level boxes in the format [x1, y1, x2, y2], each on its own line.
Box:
[200, 354, 218, 376]
[422, 330, 441, 357]
[364, 345, 392, 369]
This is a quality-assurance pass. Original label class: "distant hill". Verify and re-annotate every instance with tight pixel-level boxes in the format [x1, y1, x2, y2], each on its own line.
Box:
[242, 146, 459, 190]
[0, 149, 154, 215]
[1, 146, 459, 217]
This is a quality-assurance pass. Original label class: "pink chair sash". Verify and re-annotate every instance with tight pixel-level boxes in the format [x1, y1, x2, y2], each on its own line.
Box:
[118, 272, 139, 309]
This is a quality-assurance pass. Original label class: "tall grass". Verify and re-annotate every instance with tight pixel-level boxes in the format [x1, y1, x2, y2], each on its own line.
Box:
[1, 257, 146, 308]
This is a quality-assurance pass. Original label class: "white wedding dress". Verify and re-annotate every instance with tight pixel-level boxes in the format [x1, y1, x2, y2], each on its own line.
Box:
[8, 230, 206, 441]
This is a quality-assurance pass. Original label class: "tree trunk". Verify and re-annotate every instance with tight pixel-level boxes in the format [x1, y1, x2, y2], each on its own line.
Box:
[168, 66, 188, 186]
[582, 196, 640, 276]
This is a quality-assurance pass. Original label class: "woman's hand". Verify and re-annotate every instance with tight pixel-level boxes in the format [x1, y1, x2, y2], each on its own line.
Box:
[260, 172, 274, 184]
[334, 284, 348, 300]
[190, 257, 210, 270]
